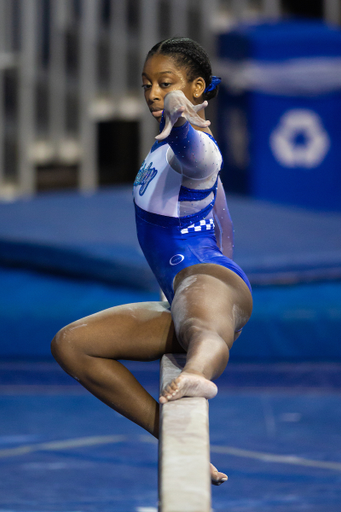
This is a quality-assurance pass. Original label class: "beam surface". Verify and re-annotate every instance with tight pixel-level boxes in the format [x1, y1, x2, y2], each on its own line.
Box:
[159, 354, 211, 512]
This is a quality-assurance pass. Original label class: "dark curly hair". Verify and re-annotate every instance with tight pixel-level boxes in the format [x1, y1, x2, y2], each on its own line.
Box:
[145, 37, 219, 101]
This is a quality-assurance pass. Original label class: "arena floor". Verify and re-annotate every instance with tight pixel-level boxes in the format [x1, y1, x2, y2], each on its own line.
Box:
[0, 359, 341, 512]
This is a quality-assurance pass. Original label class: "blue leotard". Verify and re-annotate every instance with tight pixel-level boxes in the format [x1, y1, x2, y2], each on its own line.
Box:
[133, 120, 251, 304]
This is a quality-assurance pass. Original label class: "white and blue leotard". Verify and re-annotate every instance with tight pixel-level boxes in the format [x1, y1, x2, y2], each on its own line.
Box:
[133, 119, 251, 304]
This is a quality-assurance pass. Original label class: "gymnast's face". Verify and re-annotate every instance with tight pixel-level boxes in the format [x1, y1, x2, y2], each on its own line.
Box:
[142, 54, 204, 123]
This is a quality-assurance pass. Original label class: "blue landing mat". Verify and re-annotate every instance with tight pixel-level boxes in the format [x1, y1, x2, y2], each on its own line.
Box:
[1, 265, 341, 360]
[0, 186, 341, 287]
[1, 186, 341, 360]
[0, 361, 341, 512]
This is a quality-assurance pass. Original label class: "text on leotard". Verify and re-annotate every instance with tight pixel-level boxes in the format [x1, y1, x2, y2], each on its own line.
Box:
[134, 161, 158, 195]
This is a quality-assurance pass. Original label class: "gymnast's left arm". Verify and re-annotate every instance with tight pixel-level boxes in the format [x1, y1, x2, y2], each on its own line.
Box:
[213, 176, 234, 259]
[156, 91, 222, 180]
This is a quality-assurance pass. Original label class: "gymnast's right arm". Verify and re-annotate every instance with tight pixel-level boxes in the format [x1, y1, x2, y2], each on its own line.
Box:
[158, 90, 234, 259]
[157, 90, 222, 180]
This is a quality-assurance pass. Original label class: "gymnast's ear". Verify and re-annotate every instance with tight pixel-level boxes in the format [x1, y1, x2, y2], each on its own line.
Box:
[191, 77, 206, 101]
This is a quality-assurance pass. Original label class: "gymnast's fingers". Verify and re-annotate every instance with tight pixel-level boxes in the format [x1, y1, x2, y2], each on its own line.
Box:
[155, 106, 186, 140]
[185, 113, 211, 128]
[155, 116, 173, 140]
[192, 100, 208, 113]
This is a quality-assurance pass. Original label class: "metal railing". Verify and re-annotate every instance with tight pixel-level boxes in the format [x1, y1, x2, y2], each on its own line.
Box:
[0, 0, 339, 198]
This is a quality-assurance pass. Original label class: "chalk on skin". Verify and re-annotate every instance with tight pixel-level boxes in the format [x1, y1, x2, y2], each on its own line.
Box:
[158, 354, 211, 512]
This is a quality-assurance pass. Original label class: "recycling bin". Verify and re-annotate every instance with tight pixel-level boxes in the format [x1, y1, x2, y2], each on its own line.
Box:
[216, 21, 341, 211]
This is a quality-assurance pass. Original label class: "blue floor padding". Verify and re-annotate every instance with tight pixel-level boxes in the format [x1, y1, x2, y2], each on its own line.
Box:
[0, 266, 158, 358]
[0, 361, 340, 511]
[1, 265, 341, 360]
[1, 185, 341, 360]
[238, 280, 341, 361]
[0, 186, 341, 287]
[2, 360, 341, 389]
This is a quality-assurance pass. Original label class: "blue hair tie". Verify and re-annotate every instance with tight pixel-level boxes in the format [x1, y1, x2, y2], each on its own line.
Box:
[204, 76, 221, 94]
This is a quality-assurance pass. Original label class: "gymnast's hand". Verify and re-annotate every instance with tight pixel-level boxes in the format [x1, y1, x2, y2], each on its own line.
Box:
[155, 90, 211, 141]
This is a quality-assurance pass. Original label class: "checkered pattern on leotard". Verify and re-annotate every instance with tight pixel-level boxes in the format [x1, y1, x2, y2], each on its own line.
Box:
[180, 218, 215, 235]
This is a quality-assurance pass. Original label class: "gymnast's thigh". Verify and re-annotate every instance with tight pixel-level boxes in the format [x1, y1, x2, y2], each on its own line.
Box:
[172, 263, 253, 344]
[53, 301, 185, 361]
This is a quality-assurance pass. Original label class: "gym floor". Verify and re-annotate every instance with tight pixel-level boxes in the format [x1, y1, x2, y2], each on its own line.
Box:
[1, 186, 340, 510]
[1, 359, 340, 512]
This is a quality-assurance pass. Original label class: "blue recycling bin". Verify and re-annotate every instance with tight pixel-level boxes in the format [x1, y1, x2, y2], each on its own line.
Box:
[216, 21, 341, 211]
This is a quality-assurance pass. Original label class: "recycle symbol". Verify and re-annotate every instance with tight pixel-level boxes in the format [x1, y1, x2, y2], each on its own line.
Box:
[270, 109, 330, 168]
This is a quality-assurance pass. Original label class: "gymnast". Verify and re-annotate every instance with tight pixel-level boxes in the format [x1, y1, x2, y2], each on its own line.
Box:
[51, 37, 253, 486]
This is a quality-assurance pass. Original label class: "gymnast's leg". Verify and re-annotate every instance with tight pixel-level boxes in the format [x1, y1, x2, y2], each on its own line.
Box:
[159, 264, 253, 403]
[51, 267, 251, 484]
[51, 301, 182, 438]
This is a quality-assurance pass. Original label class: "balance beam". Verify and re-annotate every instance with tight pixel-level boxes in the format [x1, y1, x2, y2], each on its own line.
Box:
[159, 354, 211, 512]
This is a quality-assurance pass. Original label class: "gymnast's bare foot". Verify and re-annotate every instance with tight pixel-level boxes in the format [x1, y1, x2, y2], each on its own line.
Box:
[211, 463, 228, 486]
[159, 371, 218, 404]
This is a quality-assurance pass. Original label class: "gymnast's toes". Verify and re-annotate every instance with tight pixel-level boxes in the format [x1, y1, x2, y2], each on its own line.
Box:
[159, 373, 217, 403]
[210, 464, 228, 486]
[159, 377, 181, 403]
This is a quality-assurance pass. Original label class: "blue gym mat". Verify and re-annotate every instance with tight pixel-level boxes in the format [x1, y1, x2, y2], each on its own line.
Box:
[0, 185, 341, 360]
[0, 186, 340, 288]
[1, 265, 341, 361]
[0, 360, 340, 512]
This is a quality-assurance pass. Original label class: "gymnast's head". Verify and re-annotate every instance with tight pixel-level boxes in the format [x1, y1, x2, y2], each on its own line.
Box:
[142, 37, 220, 122]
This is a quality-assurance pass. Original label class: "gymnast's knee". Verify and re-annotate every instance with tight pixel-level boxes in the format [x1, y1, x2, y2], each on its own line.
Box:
[51, 324, 86, 371]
